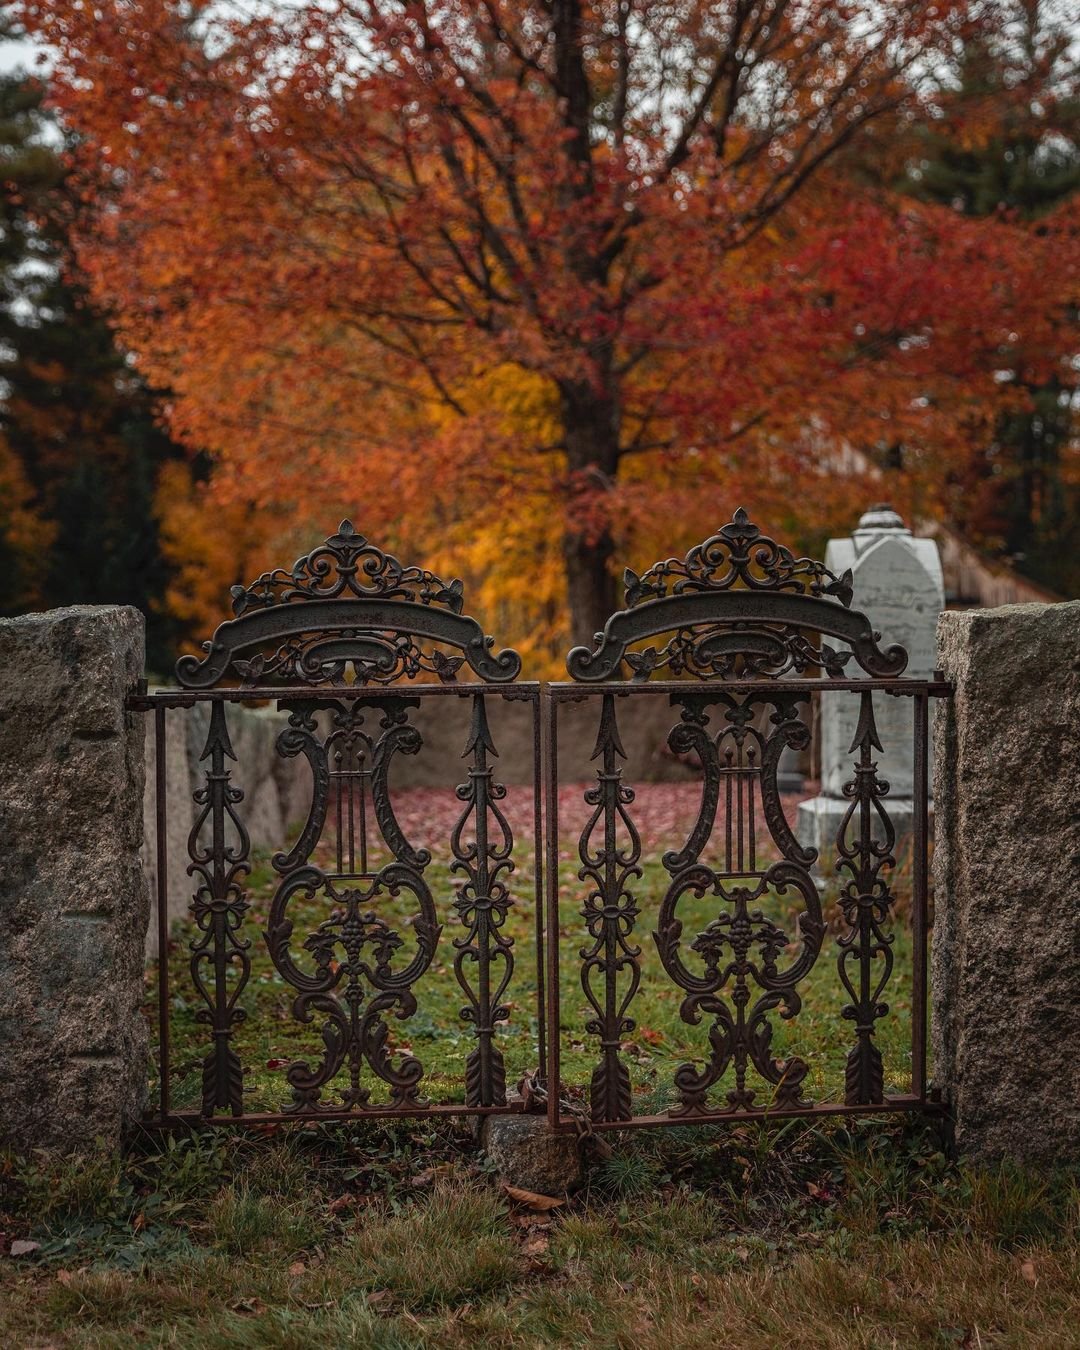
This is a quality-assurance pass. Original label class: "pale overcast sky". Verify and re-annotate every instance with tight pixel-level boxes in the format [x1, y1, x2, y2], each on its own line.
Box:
[0, 35, 49, 76]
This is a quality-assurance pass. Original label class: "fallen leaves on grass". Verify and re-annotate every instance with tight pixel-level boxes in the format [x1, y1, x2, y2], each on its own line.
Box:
[503, 1184, 564, 1211]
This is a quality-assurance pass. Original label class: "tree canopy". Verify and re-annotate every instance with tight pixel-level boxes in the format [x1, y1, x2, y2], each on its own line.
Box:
[14, 0, 1080, 660]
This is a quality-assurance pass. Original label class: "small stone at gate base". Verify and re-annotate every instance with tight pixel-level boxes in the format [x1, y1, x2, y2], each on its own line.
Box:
[480, 1115, 583, 1195]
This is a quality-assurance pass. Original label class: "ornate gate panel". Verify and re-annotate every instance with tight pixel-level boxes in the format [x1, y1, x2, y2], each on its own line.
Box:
[133, 522, 543, 1124]
[542, 510, 947, 1132]
[134, 510, 946, 1135]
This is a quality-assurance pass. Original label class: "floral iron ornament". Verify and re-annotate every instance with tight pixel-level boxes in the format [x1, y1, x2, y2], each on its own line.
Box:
[567, 508, 907, 681]
[176, 520, 521, 688]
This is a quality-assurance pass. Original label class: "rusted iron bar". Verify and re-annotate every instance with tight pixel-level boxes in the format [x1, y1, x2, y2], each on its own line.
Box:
[531, 696, 546, 1082]
[552, 1094, 944, 1133]
[547, 678, 953, 699]
[543, 695, 561, 1131]
[128, 682, 541, 710]
[912, 690, 930, 1100]
[154, 704, 171, 1121]
[146, 1101, 526, 1128]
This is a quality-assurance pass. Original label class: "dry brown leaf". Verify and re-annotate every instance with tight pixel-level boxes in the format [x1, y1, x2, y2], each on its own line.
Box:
[230, 1298, 264, 1316]
[503, 1184, 565, 1211]
[522, 1233, 550, 1257]
[412, 1163, 455, 1188]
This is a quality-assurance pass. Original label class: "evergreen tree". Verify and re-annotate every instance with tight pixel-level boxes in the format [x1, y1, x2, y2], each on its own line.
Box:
[904, 0, 1080, 593]
[0, 53, 184, 668]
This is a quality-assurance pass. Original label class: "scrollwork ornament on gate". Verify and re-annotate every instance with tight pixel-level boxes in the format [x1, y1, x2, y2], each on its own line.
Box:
[263, 698, 442, 1112]
[187, 700, 252, 1117]
[836, 691, 897, 1106]
[567, 508, 907, 682]
[175, 520, 521, 688]
[578, 694, 643, 1122]
[653, 693, 825, 1115]
[265, 864, 442, 1111]
[450, 694, 516, 1108]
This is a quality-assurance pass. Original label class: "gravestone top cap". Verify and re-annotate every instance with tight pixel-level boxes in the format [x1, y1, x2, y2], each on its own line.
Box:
[853, 504, 910, 536]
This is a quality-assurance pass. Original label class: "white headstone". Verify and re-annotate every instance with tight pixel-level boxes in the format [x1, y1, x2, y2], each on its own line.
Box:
[797, 505, 944, 860]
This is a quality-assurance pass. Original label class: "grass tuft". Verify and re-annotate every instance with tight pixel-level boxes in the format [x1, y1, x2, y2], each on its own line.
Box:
[343, 1180, 523, 1309]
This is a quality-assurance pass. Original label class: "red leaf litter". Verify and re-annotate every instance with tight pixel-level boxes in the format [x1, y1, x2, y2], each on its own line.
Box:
[382, 782, 814, 860]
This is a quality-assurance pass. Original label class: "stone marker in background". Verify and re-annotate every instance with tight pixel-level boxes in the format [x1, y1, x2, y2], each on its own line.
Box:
[797, 506, 944, 863]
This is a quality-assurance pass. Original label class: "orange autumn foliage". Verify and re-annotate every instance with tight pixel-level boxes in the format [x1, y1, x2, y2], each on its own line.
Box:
[21, 1, 1080, 663]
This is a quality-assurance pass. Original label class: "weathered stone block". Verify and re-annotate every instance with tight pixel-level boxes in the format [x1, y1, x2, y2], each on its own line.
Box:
[481, 1112, 583, 1194]
[933, 602, 1080, 1163]
[0, 606, 149, 1152]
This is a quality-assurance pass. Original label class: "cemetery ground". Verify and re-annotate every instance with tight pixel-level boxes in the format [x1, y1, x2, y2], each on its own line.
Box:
[3, 791, 1079, 1346]
[3, 1118, 1080, 1347]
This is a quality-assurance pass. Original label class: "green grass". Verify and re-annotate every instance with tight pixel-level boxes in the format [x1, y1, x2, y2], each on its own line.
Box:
[3, 1121, 1079, 1348]
[150, 834, 918, 1116]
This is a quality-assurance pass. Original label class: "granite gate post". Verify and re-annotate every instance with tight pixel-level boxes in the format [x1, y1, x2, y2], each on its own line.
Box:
[933, 601, 1080, 1162]
[0, 606, 149, 1152]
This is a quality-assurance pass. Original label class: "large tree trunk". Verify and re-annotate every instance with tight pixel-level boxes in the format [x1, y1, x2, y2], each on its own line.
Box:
[559, 380, 620, 649]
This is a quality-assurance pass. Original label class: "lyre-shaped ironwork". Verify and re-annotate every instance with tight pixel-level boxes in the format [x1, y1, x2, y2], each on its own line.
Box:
[187, 701, 252, 1117]
[653, 693, 825, 1115]
[263, 697, 442, 1112]
[173, 521, 525, 1116]
[563, 508, 910, 1121]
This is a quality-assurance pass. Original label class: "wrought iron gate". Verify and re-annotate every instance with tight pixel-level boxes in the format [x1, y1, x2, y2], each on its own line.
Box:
[132, 511, 949, 1132]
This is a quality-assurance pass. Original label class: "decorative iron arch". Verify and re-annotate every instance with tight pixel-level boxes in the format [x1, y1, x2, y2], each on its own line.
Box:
[566, 507, 908, 682]
[176, 520, 522, 688]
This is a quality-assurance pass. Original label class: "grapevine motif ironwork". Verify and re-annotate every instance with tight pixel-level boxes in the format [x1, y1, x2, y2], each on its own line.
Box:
[450, 694, 516, 1108]
[567, 508, 907, 682]
[175, 520, 521, 688]
[264, 698, 443, 1112]
[836, 691, 898, 1105]
[577, 695, 643, 1122]
[652, 693, 825, 1115]
[187, 700, 252, 1117]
